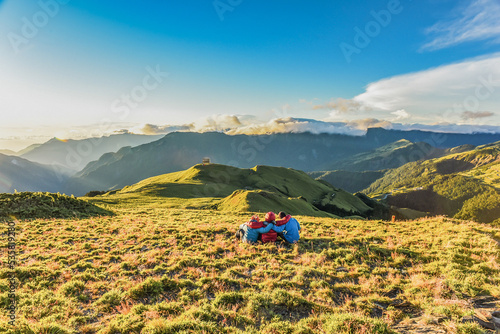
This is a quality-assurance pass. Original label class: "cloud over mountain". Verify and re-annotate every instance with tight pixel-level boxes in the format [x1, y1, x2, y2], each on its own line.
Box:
[353, 54, 500, 122]
[135, 115, 500, 138]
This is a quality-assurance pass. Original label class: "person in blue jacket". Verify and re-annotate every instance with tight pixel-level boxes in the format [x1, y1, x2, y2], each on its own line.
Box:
[235, 215, 275, 244]
[271, 211, 301, 244]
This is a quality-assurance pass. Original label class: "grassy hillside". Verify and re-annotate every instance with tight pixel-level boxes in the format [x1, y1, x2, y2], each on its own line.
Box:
[364, 142, 500, 224]
[216, 190, 333, 217]
[310, 170, 386, 193]
[0, 192, 113, 221]
[310, 142, 478, 193]
[0, 206, 498, 333]
[323, 140, 445, 172]
[89, 164, 372, 218]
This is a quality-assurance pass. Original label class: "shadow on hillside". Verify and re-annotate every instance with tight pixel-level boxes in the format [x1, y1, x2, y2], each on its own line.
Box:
[140, 183, 229, 199]
[435, 159, 475, 174]
[388, 189, 459, 216]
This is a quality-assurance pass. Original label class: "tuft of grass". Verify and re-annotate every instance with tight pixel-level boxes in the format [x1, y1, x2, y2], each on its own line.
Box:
[0, 192, 113, 221]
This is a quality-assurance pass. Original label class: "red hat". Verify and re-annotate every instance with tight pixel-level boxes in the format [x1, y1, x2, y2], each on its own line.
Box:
[265, 212, 276, 222]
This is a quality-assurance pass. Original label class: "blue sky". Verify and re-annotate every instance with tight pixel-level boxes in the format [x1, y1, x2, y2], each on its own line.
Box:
[1, 0, 500, 150]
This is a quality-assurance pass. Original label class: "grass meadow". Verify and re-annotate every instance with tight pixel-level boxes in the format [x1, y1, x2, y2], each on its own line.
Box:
[1, 204, 499, 333]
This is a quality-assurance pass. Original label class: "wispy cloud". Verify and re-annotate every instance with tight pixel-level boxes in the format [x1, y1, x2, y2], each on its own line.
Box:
[312, 98, 364, 114]
[421, 0, 500, 52]
[137, 124, 192, 135]
[461, 111, 495, 120]
[353, 53, 500, 122]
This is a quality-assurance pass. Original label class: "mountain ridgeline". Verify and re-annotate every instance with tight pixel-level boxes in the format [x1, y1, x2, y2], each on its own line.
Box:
[65, 129, 500, 196]
[0, 154, 69, 193]
[20, 133, 163, 172]
[87, 164, 389, 219]
[364, 141, 500, 224]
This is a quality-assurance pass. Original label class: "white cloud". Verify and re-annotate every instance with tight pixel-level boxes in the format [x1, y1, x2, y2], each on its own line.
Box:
[421, 0, 500, 51]
[353, 54, 500, 122]
[226, 117, 365, 135]
[136, 117, 500, 137]
[391, 109, 411, 121]
[191, 114, 243, 132]
[135, 124, 192, 135]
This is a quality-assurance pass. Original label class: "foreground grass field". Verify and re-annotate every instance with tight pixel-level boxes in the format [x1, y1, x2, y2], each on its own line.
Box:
[1, 207, 499, 333]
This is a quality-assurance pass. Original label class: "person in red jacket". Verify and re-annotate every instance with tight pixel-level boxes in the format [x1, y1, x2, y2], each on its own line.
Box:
[260, 212, 278, 243]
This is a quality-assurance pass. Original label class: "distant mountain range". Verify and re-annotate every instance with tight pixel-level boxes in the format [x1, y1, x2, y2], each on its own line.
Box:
[2, 128, 500, 200]
[64, 128, 500, 195]
[19, 133, 163, 172]
[0, 154, 70, 193]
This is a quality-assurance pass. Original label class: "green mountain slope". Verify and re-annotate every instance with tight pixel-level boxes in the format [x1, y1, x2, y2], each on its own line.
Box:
[309, 140, 462, 193]
[364, 141, 500, 224]
[310, 170, 386, 193]
[325, 139, 446, 171]
[91, 164, 373, 218]
[216, 190, 332, 217]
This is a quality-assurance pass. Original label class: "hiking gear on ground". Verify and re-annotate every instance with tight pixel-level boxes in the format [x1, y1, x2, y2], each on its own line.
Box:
[235, 229, 244, 240]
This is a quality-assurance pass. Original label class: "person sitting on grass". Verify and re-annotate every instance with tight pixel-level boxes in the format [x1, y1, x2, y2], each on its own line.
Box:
[271, 211, 301, 244]
[235, 214, 275, 244]
[259, 212, 278, 243]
